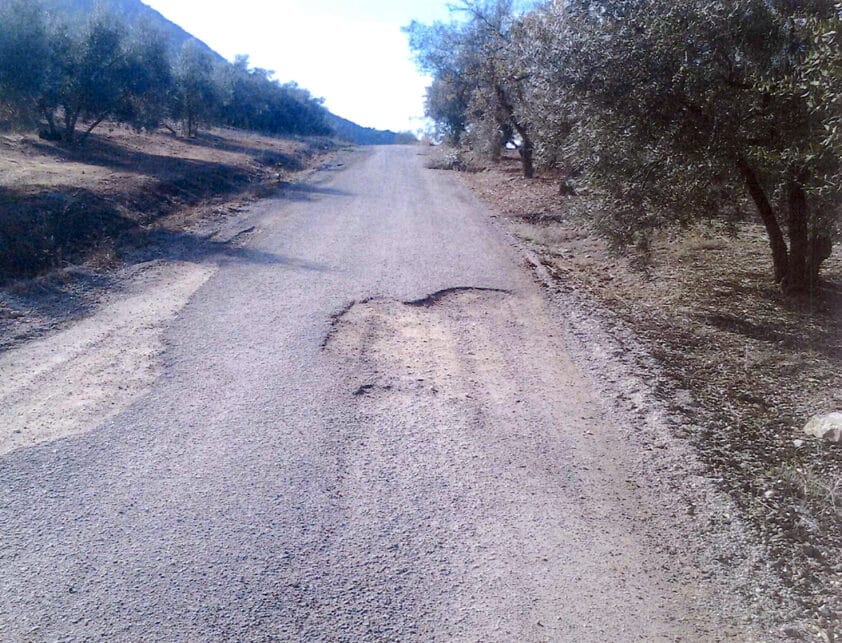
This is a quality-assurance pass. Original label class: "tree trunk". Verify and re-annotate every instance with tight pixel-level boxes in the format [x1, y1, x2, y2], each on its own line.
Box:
[786, 173, 810, 292]
[493, 83, 534, 178]
[80, 115, 107, 144]
[518, 133, 535, 179]
[785, 169, 832, 293]
[63, 108, 78, 145]
[489, 136, 502, 162]
[187, 110, 198, 137]
[736, 156, 789, 282]
[41, 104, 58, 138]
[808, 233, 832, 289]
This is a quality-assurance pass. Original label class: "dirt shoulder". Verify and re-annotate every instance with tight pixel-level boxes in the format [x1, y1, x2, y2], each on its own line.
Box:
[0, 125, 342, 351]
[447, 150, 842, 639]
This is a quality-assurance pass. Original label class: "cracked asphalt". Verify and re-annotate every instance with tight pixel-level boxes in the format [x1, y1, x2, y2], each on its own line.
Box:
[0, 146, 756, 640]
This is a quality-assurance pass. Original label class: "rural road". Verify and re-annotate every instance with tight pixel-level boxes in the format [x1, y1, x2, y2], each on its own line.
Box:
[1, 146, 751, 640]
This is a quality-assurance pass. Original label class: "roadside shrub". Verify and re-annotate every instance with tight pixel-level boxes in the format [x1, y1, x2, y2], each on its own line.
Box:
[425, 146, 485, 172]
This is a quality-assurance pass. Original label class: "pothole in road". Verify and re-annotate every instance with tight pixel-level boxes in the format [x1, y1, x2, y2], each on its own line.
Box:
[321, 287, 513, 399]
[403, 287, 510, 308]
[321, 287, 511, 351]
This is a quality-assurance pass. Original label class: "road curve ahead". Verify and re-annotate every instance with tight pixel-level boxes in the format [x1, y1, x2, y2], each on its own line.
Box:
[2, 147, 743, 640]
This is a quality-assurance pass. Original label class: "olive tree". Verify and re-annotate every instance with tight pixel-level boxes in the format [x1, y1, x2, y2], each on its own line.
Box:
[511, 6, 582, 180]
[116, 21, 174, 131]
[213, 57, 331, 136]
[406, 19, 475, 144]
[407, 1, 538, 177]
[538, 0, 841, 292]
[0, 0, 50, 120]
[38, 11, 133, 143]
[0, 3, 174, 140]
[171, 41, 219, 137]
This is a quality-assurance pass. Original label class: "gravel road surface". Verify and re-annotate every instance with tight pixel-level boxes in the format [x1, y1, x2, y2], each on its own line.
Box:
[1, 147, 759, 640]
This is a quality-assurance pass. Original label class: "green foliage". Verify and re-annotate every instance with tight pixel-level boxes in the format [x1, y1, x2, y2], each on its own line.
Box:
[118, 20, 174, 130]
[783, 8, 842, 225]
[425, 74, 471, 144]
[214, 58, 331, 136]
[0, 0, 50, 114]
[20, 5, 175, 142]
[325, 113, 410, 145]
[46, 10, 131, 141]
[406, 19, 474, 143]
[410, 0, 842, 290]
[561, 0, 841, 290]
[393, 131, 419, 145]
[0, 1, 335, 141]
[408, 1, 539, 176]
[171, 41, 217, 137]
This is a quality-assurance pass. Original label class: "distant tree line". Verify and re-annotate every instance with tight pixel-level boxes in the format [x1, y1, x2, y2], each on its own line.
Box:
[327, 112, 418, 145]
[0, 0, 332, 143]
[407, 0, 842, 294]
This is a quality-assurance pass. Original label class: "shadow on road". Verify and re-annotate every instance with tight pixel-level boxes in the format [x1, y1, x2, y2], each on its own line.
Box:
[129, 229, 334, 273]
[278, 182, 354, 200]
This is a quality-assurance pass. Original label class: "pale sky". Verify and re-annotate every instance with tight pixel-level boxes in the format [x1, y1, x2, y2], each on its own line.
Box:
[142, 0, 454, 133]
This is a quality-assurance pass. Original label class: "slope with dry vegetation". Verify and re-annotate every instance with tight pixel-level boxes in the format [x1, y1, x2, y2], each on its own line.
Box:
[0, 125, 339, 347]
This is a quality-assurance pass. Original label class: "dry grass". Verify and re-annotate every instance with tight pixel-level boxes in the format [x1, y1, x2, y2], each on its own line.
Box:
[0, 125, 322, 192]
[0, 124, 338, 280]
[462, 151, 842, 629]
[0, 124, 339, 350]
[425, 144, 489, 173]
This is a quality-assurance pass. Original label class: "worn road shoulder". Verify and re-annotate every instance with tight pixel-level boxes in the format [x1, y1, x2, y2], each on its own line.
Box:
[0, 261, 216, 455]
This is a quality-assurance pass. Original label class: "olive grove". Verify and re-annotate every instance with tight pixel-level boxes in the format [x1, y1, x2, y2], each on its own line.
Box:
[0, 1, 332, 142]
[410, 0, 842, 293]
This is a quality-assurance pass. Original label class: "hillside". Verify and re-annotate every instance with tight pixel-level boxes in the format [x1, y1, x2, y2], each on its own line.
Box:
[0, 126, 338, 283]
[0, 0, 409, 280]
[19, 0, 406, 144]
[326, 114, 415, 146]
[18, 0, 223, 61]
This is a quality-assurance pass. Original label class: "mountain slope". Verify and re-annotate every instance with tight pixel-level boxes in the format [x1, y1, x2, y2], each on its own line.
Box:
[8, 0, 409, 144]
[27, 0, 223, 60]
[327, 114, 414, 146]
